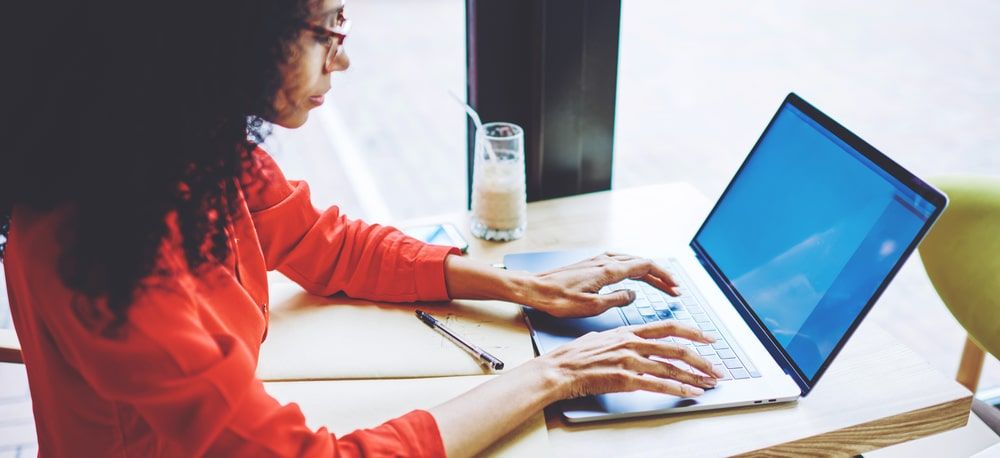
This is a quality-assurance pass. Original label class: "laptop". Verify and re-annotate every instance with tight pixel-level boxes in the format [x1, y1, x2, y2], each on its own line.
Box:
[504, 93, 948, 423]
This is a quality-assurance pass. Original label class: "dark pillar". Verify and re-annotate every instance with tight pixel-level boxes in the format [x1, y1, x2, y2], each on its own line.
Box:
[466, 0, 622, 206]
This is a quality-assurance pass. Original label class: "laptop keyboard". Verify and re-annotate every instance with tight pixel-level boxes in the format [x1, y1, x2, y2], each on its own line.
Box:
[600, 260, 761, 381]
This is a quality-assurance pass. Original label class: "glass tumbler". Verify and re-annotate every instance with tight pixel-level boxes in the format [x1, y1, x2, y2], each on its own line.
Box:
[470, 122, 527, 241]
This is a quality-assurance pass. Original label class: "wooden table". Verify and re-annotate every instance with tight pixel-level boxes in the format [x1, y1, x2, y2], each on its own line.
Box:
[393, 182, 972, 457]
[0, 183, 974, 455]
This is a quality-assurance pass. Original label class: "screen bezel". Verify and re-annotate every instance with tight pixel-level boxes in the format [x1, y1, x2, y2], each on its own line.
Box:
[690, 93, 948, 395]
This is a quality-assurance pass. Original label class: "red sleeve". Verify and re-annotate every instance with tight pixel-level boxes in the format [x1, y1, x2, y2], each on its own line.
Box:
[38, 269, 446, 457]
[243, 148, 460, 301]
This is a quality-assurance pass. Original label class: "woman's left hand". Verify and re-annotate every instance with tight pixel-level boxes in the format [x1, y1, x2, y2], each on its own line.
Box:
[522, 252, 680, 318]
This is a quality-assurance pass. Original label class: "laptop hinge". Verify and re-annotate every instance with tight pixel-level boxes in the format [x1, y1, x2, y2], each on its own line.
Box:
[690, 243, 814, 395]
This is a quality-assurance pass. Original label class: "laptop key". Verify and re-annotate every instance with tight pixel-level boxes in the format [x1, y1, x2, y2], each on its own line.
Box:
[730, 368, 750, 380]
[717, 349, 736, 359]
[692, 313, 711, 323]
[723, 358, 743, 369]
[651, 302, 671, 311]
[672, 310, 691, 319]
[656, 309, 674, 320]
[697, 346, 716, 356]
[711, 340, 730, 350]
[704, 331, 723, 341]
[637, 307, 656, 317]
[713, 364, 732, 381]
[705, 354, 723, 364]
[620, 307, 646, 326]
[748, 366, 761, 378]
[697, 322, 716, 331]
[686, 305, 704, 314]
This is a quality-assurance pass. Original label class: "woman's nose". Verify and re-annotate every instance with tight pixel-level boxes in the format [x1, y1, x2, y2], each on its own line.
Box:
[329, 47, 350, 72]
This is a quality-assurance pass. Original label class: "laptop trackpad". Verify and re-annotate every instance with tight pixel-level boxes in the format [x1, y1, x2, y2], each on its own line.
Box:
[525, 307, 627, 353]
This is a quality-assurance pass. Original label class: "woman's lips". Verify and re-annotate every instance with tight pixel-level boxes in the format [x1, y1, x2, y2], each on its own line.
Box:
[308, 95, 325, 106]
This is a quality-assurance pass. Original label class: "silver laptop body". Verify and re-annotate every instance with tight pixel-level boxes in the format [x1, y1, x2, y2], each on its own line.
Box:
[507, 93, 948, 423]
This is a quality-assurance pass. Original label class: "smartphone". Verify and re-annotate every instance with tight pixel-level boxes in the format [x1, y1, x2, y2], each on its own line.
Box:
[400, 223, 469, 253]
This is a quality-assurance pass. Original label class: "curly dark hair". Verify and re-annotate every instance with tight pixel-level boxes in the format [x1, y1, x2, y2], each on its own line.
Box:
[0, 0, 315, 332]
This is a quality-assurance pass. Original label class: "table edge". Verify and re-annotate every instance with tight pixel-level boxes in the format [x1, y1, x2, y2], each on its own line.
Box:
[736, 394, 973, 457]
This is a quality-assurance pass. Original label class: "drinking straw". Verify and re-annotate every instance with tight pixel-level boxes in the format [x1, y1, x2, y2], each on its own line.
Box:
[448, 90, 498, 161]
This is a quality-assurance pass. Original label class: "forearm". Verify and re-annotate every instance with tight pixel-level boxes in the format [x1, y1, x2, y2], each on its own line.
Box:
[443, 254, 534, 303]
[428, 358, 564, 457]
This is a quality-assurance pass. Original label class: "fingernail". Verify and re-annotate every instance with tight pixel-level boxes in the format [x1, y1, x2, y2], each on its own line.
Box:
[703, 377, 717, 387]
[714, 368, 725, 378]
[703, 333, 716, 343]
[689, 386, 705, 396]
[628, 290, 637, 302]
[671, 287, 681, 296]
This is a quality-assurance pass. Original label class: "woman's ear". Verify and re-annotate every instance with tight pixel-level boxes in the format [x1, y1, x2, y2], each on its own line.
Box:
[285, 41, 302, 62]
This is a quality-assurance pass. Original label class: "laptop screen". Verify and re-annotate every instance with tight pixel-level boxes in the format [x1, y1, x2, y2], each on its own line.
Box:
[693, 95, 943, 384]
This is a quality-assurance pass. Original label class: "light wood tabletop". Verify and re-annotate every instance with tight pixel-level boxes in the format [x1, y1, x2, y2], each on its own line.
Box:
[390, 182, 973, 457]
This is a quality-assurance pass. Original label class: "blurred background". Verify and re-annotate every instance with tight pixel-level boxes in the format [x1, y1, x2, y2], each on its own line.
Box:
[2, 1, 998, 455]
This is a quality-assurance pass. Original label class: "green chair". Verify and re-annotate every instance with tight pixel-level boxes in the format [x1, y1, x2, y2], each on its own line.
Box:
[919, 175, 1000, 433]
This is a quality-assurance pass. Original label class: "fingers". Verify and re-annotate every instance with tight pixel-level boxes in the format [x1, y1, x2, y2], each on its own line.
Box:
[600, 251, 633, 260]
[537, 252, 682, 319]
[620, 259, 679, 295]
[555, 321, 725, 400]
[627, 374, 706, 397]
[642, 262, 681, 296]
[640, 273, 680, 297]
[628, 339, 723, 379]
[629, 320, 715, 344]
[627, 354, 718, 388]
[601, 254, 681, 297]
[589, 289, 636, 310]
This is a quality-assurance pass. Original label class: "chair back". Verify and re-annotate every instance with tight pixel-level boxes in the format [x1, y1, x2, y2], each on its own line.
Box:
[919, 176, 1000, 359]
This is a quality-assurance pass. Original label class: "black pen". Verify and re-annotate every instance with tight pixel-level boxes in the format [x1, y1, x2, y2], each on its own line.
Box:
[415, 310, 505, 371]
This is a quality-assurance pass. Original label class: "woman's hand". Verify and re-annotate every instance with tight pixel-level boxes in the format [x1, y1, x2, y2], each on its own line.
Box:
[536, 320, 723, 399]
[431, 319, 723, 456]
[524, 252, 681, 318]
[435, 257, 723, 456]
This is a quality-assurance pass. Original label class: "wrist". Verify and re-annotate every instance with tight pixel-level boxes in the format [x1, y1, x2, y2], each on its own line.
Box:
[502, 269, 540, 305]
[518, 354, 571, 404]
[444, 255, 529, 302]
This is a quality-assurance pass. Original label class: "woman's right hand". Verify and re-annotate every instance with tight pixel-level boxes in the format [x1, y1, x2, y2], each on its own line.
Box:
[430, 320, 725, 456]
[536, 320, 725, 400]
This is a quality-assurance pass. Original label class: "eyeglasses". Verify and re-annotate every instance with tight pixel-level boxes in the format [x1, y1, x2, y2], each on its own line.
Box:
[303, 10, 351, 71]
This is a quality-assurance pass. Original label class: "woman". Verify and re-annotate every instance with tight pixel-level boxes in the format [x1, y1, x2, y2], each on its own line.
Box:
[0, 0, 721, 455]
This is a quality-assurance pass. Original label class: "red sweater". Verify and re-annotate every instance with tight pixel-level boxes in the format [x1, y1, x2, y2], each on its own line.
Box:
[4, 148, 457, 457]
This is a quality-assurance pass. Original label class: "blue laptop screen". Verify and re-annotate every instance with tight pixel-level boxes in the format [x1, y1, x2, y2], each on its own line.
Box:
[694, 103, 935, 381]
